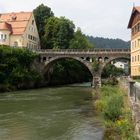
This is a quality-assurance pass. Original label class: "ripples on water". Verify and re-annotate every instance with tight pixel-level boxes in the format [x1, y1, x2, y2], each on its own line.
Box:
[0, 85, 103, 140]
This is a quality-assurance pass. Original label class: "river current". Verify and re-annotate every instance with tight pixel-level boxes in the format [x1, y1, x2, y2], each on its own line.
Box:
[0, 85, 103, 140]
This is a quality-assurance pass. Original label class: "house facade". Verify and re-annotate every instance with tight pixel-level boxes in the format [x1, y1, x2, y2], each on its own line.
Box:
[0, 12, 40, 49]
[114, 61, 128, 69]
[128, 6, 140, 77]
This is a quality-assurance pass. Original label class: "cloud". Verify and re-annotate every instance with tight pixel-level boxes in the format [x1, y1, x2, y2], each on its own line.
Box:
[1, 0, 140, 41]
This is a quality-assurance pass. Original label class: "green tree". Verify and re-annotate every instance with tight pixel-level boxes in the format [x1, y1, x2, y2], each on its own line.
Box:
[33, 4, 54, 46]
[0, 46, 41, 91]
[70, 28, 93, 49]
[49, 59, 92, 85]
[43, 17, 75, 49]
[102, 64, 125, 78]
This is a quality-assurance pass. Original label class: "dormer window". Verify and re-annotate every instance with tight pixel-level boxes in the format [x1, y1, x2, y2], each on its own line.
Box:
[12, 15, 17, 21]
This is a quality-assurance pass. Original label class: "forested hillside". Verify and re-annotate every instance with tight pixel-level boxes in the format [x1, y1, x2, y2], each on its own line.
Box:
[87, 36, 130, 49]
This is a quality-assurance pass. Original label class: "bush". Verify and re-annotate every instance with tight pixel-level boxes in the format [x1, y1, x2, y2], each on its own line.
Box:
[95, 100, 106, 111]
[97, 85, 136, 139]
[0, 46, 41, 92]
[116, 119, 136, 140]
[103, 77, 118, 86]
[104, 94, 123, 121]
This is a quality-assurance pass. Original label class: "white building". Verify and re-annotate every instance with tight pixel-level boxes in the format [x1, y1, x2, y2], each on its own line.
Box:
[114, 61, 128, 69]
[0, 11, 40, 49]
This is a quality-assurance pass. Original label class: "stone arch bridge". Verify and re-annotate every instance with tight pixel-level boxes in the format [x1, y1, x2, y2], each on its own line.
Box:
[36, 49, 130, 88]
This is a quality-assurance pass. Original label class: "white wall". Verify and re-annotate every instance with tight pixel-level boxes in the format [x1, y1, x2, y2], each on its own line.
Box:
[0, 30, 10, 46]
[114, 61, 127, 69]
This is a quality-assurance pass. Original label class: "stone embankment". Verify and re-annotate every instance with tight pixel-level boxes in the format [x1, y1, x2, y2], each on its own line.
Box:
[124, 79, 140, 139]
[129, 81, 140, 139]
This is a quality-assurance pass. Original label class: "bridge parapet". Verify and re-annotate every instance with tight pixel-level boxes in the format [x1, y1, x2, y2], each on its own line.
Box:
[38, 49, 130, 62]
[37, 48, 130, 53]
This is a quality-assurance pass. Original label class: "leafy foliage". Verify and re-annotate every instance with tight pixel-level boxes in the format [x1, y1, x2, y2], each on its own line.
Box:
[92, 59, 100, 72]
[103, 94, 123, 121]
[69, 28, 93, 49]
[33, 4, 54, 46]
[49, 59, 92, 86]
[43, 17, 75, 49]
[0, 46, 41, 91]
[95, 85, 136, 140]
[102, 64, 125, 78]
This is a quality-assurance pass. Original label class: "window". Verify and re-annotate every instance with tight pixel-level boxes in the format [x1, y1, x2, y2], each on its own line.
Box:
[135, 41, 137, 48]
[138, 39, 140, 46]
[132, 28, 134, 35]
[28, 35, 31, 39]
[4, 34, 7, 39]
[1, 34, 3, 39]
[132, 23, 140, 35]
[138, 23, 140, 31]
[138, 55, 140, 62]
[32, 27, 33, 32]
[32, 20, 34, 25]
[131, 42, 134, 49]
[132, 56, 134, 62]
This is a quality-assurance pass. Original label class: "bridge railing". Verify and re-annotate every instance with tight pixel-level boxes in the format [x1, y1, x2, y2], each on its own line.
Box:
[8, 46, 130, 53]
[37, 48, 130, 53]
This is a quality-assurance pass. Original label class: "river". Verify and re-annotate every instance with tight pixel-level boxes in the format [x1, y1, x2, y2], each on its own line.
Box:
[0, 85, 104, 140]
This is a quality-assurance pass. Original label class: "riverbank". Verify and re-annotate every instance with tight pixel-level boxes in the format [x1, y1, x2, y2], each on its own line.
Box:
[93, 84, 136, 139]
[0, 46, 92, 93]
[0, 46, 42, 93]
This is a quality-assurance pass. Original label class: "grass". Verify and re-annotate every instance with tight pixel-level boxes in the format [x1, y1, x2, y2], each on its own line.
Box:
[94, 85, 136, 140]
[136, 79, 140, 83]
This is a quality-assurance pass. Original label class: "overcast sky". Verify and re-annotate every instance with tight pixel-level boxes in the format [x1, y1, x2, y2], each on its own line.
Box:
[1, 0, 140, 41]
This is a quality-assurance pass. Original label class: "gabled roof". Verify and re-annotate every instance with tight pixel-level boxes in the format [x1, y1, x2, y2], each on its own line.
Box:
[135, 6, 140, 12]
[128, 6, 140, 28]
[0, 22, 12, 32]
[0, 12, 32, 35]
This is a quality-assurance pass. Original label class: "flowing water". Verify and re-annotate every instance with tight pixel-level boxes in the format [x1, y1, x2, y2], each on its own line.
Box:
[0, 85, 103, 140]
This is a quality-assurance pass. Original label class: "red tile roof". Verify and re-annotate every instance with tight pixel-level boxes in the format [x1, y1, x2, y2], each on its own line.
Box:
[0, 12, 32, 35]
[135, 6, 140, 12]
[0, 22, 12, 32]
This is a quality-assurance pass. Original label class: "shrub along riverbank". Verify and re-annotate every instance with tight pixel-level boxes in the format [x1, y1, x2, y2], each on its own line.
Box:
[0, 46, 41, 92]
[94, 85, 136, 140]
[0, 46, 92, 92]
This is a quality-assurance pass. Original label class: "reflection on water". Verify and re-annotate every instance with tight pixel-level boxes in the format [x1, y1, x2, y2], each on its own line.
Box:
[0, 86, 103, 140]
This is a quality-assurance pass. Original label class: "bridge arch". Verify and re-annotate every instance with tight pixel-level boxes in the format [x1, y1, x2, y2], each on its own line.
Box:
[102, 56, 130, 68]
[43, 56, 94, 76]
[42, 56, 94, 86]
[38, 49, 130, 88]
[100, 56, 130, 76]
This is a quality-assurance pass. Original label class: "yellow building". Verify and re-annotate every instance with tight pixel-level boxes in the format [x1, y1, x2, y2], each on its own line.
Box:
[128, 6, 140, 77]
[0, 11, 40, 49]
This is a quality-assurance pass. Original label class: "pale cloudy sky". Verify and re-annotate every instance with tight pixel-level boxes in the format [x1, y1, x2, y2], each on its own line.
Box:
[0, 0, 140, 41]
